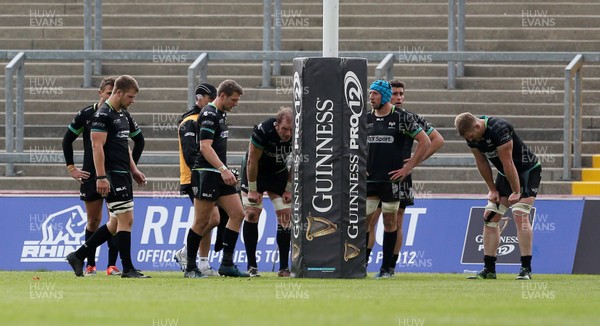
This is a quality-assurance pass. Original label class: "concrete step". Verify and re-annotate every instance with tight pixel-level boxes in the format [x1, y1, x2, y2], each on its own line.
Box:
[8, 26, 598, 42]
[3, 87, 591, 103]
[571, 182, 600, 195]
[5, 13, 600, 29]
[437, 127, 600, 142]
[5, 36, 600, 52]
[2, 2, 598, 16]
[1, 162, 576, 184]
[581, 168, 600, 181]
[3, 139, 591, 169]
[11, 74, 600, 91]
[0, 136, 252, 153]
[5, 127, 598, 157]
[18, 62, 600, 80]
[0, 175, 573, 195]
[6, 112, 600, 130]
[432, 141, 598, 156]
[2, 100, 600, 117]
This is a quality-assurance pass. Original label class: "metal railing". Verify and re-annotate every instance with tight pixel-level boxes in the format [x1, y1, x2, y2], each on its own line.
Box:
[4, 52, 25, 176]
[3, 50, 599, 177]
[83, 0, 103, 87]
[373, 51, 596, 179]
[187, 53, 208, 108]
[447, 0, 466, 89]
[563, 54, 584, 180]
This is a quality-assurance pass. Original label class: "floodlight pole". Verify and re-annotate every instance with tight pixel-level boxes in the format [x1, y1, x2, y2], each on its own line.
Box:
[323, 0, 339, 57]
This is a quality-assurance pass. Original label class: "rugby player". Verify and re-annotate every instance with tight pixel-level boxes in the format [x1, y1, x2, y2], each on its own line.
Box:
[240, 107, 293, 277]
[173, 83, 221, 276]
[66, 75, 149, 278]
[455, 112, 540, 280]
[184, 79, 249, 278]
[366, 80, 431, 278]
[367, 80, 444, 275]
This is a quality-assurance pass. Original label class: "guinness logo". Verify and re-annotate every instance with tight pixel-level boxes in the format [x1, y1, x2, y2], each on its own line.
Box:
[305, 216, 337, 241]
[292, 243, 300, 261]
[344, 241, 360, 261]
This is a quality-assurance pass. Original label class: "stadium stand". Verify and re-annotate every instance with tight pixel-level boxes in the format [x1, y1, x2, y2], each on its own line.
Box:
[1, 0, 599, 194]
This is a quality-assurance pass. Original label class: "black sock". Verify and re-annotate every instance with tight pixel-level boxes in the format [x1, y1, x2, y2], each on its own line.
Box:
[484, 255, 497, 273]
[390, 254, 399, 270]
[381, 231, 397, 273]
[107, 235, 119, 268]
[116, 231, 134, 273]
[243, 221, 258, 269]
[185, 229, 202, 271]
[85, 228, 95, 267]
[521, 255, 532, 270]
[75, 224, 111, 261]
[366, 231, 370, 264]
[277, 225, 291, 270]
[214, 206, 229, 252]
[222, 228, 239, 266]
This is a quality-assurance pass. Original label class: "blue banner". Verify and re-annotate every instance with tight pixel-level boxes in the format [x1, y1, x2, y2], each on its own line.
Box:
[0, 196, 585, 274]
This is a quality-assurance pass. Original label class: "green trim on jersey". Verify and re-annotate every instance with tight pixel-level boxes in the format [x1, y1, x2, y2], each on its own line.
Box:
[407, 126, 423, 138]
[250, 137, 265, 149]
[481, 115, 489, 129]
[200, 127, 215, 134]
[130, 129, 141, 138]
[108, 169, 129, 174]
[68, 125, 83, 135]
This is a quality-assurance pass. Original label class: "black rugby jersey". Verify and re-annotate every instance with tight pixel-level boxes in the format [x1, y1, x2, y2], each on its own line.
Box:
[397, 107, 434, 158]
[467, 116, 539, 174]
[193, 103, 229, 171]
[68, 103, 141, 174]
[248, 117, 292, 173]
[367, 107, 422, 182]
[91, 102, 136, 172]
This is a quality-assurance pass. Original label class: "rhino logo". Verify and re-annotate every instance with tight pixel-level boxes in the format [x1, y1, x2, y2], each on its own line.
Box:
[39, 206, 86, 245]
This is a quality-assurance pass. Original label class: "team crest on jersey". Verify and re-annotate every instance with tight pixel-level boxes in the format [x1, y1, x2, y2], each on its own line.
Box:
[220, 130, 229, 138]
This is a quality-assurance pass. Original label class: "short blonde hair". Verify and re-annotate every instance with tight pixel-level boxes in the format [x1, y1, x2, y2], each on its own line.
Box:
[276, 106, 293, 124]
[454, 112, 478, 137]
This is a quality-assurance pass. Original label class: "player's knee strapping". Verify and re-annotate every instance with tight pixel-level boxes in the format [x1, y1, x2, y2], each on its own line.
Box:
[366, 199, 380, 215]
[512, 202, 532, 215]
[381, 201, 400, 214]
[484, 200, 508, 227]
[272, 197, 290, 211]
[242, 196, 263, 209]
[107, 200, 134, 215]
